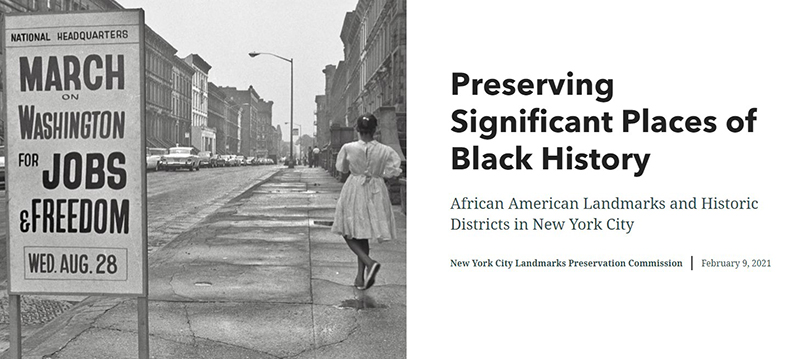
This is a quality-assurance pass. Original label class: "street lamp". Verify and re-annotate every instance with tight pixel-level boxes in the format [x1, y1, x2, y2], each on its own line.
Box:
[285, 122, 302, 162]
[249, 51, 294, 168]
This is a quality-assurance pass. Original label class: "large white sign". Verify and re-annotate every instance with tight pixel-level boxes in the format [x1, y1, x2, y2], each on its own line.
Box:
[4, 10, 146, 296]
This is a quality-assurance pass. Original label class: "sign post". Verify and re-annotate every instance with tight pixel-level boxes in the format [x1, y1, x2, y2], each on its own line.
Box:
[2, 10, 147, 358]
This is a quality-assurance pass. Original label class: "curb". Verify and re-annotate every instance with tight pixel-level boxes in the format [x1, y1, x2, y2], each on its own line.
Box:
[1, 168, 286, 358]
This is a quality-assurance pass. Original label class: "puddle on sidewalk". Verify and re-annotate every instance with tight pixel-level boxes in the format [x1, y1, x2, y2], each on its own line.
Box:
[194, 282, 213, 287]
[338, 296, 387, 310]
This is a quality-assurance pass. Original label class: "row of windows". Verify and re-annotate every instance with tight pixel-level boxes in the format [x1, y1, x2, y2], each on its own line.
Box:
[172, 95, 191, 120]
[363, 0, 387, 41]
[192, 113, 207, 128]
[145, 112, 180, 143]
[145, 51, 173, 83]
[146, 81, 170, 110]
[192, 91, 208, 113]
[193, 72, 208, 93]
[18, 0, 90, 11]
[172, 71, 192, 96]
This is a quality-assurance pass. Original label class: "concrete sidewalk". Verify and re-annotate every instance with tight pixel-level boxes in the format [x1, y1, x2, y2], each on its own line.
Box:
[5, 167, 406, 359]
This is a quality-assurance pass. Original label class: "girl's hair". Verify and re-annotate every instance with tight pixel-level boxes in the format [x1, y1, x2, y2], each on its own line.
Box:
[355, 113, 378, 135]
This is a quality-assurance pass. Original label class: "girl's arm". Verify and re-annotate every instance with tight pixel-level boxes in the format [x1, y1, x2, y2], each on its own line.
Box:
[382, 147, 403, 178]
[335, 146, 349, 173]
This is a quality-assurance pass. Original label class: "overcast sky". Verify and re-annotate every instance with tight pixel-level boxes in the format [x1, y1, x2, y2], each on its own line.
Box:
[116, 0, 359, 141]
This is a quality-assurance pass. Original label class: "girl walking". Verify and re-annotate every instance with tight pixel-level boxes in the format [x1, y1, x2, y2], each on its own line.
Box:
[332, 113, 403, 290]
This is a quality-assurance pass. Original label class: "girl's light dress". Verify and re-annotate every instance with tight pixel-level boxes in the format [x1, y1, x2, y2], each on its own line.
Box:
[331, 140, 403, 241]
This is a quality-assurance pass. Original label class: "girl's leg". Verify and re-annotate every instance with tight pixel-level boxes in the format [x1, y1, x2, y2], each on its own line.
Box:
[358, 240, 370, 277]
[345, 237, 374, 287]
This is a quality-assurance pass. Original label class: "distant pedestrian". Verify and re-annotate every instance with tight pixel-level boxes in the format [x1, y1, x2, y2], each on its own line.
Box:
[332, 113, 402, 290]
[312, 146, 320, 167]
[307, 146, 314, 167]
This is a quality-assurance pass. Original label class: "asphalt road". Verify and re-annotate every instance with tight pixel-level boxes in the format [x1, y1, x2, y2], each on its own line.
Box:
[0, 164, 281, 284]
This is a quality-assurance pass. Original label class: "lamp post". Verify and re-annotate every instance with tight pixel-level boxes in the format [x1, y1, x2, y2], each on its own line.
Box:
[285, 122, 302, 163]
[249, 51, 294, 168]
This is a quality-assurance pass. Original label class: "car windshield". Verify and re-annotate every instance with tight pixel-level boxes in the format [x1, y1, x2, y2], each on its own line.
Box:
[148, 148, 167, 156]
[169, 148, 191, 154]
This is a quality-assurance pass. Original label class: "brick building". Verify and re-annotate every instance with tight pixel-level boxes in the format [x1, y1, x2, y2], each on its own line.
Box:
[171, 54, 194, 147]
[224, 95, 242, 155]
[207, 82, 227, 155]
[220, 86, 261, 157]
[0, 0, 122, 13]
[255, 98, 273, 158]
[183, 54, 215, 153]
[318, 0, 407, 158]
[144, 26, 179, 149]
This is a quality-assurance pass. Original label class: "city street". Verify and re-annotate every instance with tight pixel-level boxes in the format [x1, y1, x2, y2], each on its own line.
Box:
[0, 165, 280, 352]
[0, 166, 406, 358]
[144, 165, 283, 254]
[1, 165, 280, 283]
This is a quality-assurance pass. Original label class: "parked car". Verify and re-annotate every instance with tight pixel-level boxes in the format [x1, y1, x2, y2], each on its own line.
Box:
[146, 147, 167, 171]
[211, 154, 227, 167]
[266, 158, 275, 165]
[235, 155, 246, 166]
[244, 157, 256, 166]
[225, 155, 240, 167]
[198, 151, 212, 168]
[162, 147, 200, 171]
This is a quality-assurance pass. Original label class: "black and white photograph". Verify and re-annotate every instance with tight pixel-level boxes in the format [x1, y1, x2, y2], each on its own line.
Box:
[0, 0, 406, 358]
[2, 1, 799, 358]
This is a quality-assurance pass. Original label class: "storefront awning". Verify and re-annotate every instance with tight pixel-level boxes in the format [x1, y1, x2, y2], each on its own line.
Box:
[146, 138, 161, 149]
[147, 137, 174, 149]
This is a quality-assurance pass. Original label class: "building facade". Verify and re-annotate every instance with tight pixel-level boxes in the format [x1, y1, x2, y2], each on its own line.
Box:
[207, 82, 227, 155]
[171, 55, 194, 147]
[224, 96, 242, 155]
[0, 0, 122, 13]
[255, 98, 273, 158]
[144, 26, 178, 149]
[315, 94, 329, 147]
[320, 0, 406, 157]
[327, 60, 348, 128]
[183, 54, 215, 153]
[220, 86, 261, 157]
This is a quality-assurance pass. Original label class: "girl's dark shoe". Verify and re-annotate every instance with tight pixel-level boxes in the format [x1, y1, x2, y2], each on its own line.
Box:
[364, 262, 381, 289]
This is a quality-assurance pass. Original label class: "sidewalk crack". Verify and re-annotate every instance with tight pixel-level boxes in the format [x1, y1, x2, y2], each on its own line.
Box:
[183, 302, 197, 345]
[45, 298, 124, 358]
[286, 313, 359, 359]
